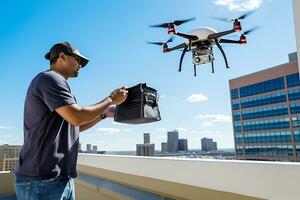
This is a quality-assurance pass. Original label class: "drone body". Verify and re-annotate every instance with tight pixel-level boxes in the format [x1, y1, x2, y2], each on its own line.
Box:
[148, 12, 258, 76]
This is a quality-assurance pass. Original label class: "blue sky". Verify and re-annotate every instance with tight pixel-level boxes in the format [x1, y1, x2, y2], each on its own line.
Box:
[0, 0, 296, 151]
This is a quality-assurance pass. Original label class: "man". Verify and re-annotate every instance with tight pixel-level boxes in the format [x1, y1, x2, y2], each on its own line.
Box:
[14, 42, 128, 200]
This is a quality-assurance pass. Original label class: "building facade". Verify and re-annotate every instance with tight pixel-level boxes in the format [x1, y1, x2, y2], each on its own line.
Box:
[178, 139, 188, 151]
[136, 144, 155, 156]
[229, 53, 300, 161]
[144, 133, 150, 144]
[161, 142, 168, 153]
[201, 138, 217, 152]
[167, 130, 179, 153]
[0, 145, 22, 171]
[86, 144, 92, 153]
[92, 145, 98, 154]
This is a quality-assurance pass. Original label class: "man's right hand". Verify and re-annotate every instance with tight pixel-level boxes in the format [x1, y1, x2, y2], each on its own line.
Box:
[109, 87, 128, 105]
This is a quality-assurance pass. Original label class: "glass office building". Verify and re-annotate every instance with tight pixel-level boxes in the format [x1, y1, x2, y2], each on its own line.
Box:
[229, 52, 300, 161]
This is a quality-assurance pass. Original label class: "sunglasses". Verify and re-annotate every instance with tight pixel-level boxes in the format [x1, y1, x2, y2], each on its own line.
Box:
[69, 55, 81, 65]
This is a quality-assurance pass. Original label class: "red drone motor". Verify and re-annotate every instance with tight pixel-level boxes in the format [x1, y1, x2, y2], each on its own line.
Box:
[240, 35, 247, 45]
[168, 24, 176, 35]
[233, 20, 242, 32]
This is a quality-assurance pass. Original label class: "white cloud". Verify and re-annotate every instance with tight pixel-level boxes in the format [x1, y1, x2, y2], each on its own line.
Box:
[187, 94, 208, 103]
[111, 122, 126, 125]
[214, 0, 262, 11]
[160, 95, 167, 98]
[177, 127, 188, 132]
[96, 128, 120, 134]
[201, 121, 213, 127]
[190, 130, 199, 134]
[0, 134, 13, 138]
[196, 114, 231, 122]
[0, 126, 13, 129]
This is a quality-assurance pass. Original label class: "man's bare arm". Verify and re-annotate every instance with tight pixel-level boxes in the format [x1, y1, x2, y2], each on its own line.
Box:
[55, 88, 127, 126]
[79, 116, 102, 132]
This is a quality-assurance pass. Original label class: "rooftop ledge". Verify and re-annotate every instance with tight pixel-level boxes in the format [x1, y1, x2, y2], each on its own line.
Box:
[77, 154, 300, 200]
[1, 155, 300, 200]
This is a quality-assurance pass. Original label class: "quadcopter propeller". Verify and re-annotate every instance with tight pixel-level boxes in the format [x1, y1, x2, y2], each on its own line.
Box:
[150, 17, 195, 28]
[149, 17, 195, 34]
[239, 26, 260, 44]
[242, 26, 259, 35]
[211, 11, 255, 23]
[147, 37, 174, 52]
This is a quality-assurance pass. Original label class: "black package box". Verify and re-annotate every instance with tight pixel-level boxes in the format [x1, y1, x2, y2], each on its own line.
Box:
[114, 83, 161, 124]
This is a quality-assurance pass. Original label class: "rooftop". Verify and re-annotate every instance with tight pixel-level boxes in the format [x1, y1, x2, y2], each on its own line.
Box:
[1, 154, 300, 200]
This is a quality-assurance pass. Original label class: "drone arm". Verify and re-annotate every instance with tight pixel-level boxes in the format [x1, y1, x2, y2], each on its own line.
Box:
[168, 43, 188, 52]
[207, 29, 236, 40]
[178, 45, 188, 72]
[175, 32, 198, 41]
[215, 39, 229, 69]
[220, 39, 241, 44]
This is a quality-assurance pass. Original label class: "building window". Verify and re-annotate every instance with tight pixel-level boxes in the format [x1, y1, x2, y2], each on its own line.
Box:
[234, 123, 242, 132]
[242, 105, 288, 120]
[240, 77, 285, 98]
[235, 134, 243, 144]
[291, 117, 300, 128]
[290, 102, 300, 114]
[231, 88, 239, 99]
[294, 131, 300, 142]
[233, 112, 241, 121]
[241, 92, 286, 109]
[288, 88, 300, 101]
[243, 118, 290, 132]
[286, 73, 300, 88]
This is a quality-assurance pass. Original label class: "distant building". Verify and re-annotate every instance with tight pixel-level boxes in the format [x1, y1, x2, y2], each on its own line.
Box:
[86, 144, 92, 153]
[212, 142, 217, 151]
[144, 133, 150, 144]
[230, 53, 300, 161]
[0, 144, 22, 171]
[92, 146, 98, 154]
[178, 139, 188, 151]
[167, 130, 179, 153]
[78, 143, 82, 153]
[161, 142, 168, 153]
[136, 144, 155, 156]
[201, 138, 217, 152]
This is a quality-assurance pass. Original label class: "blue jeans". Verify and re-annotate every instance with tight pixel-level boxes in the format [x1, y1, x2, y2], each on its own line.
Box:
[14, 175, 75, 200]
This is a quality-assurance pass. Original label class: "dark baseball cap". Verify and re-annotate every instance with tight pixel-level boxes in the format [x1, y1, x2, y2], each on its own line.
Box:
[45, 42, 89, 67]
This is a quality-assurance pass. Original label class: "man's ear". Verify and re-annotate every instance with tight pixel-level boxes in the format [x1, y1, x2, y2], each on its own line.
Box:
[59, 52, 67, 62]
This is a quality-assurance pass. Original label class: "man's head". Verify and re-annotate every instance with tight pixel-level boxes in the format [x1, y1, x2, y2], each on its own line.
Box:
[45, 42, 89, 78]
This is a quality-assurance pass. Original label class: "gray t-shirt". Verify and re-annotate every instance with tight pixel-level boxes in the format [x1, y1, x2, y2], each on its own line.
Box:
[15, 70, 79, 180]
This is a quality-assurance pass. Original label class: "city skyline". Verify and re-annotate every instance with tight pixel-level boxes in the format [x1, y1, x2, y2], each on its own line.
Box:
[0, 0, 296, 151]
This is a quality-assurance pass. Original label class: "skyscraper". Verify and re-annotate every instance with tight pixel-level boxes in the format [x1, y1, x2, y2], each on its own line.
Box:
[136, 144, 155, 156]
[92, 145, 98, 154]
[167, 130, 179, 153]
[201, 138, 217, 152]
[86, 144, 92, 153]
[178, 139, 188, 151]
[78, 143, 82, 153]
[230, 52, 300, 161]
[144, 133, 150, 144]
[161, 142, 168, 153]
[0, 144, 22, 171]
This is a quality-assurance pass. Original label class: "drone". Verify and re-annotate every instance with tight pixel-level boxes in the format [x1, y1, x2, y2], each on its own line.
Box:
[148, 12, 258, 76]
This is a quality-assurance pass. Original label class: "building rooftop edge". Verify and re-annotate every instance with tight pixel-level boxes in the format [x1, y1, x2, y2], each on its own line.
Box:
[229, 60, 298, 82]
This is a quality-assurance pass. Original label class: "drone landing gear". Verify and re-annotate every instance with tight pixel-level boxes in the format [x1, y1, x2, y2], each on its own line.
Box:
[215, 39, 229, 69]
[194, 64, 197, 76]
[178, 45, 188, 72]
